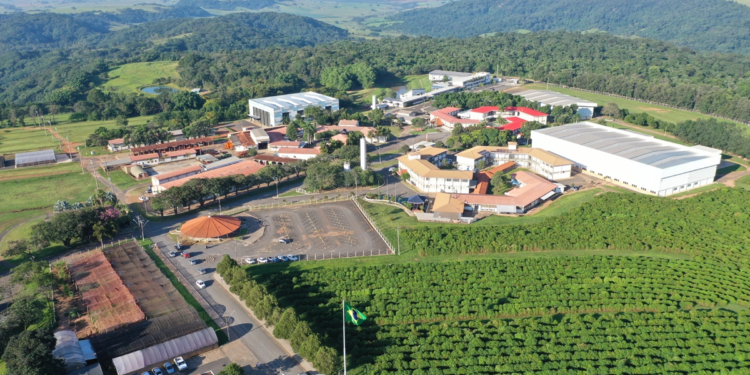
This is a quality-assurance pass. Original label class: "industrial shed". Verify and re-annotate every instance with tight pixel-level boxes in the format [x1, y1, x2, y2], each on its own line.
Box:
[532, 122, 721, 196]
[112, 328, 218, 375]
[15, 149, 56, 168]
[513, 89, 598, 120]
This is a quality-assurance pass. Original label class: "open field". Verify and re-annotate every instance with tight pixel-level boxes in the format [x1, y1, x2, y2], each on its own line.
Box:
[104, 61, 184, 94]
[520, 83, 744, 126]
[98, 169, 145, 190]
[0, 127, 61, 155]
[56, 114, 153, 156]
[0, 163, 98, 235]
[349, 74, 431, 104]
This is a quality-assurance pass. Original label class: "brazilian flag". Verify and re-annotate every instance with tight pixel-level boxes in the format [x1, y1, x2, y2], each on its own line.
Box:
[344, 302, 367, 326]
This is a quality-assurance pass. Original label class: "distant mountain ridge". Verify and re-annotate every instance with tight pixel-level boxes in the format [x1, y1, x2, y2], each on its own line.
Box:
[174, 0, 276, 10]
[382, 0, 750, 54]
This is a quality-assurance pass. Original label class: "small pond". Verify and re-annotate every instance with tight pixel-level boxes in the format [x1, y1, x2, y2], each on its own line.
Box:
[141, 86, 179, 94]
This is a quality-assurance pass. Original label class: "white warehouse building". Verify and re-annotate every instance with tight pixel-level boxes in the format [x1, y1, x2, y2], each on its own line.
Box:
[532, 122, 721, 196]
[248, 92, 339, 127]
[514, 89, 598, 120]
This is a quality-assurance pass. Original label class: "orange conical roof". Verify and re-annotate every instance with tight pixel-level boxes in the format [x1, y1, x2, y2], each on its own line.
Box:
[181, 215, 241, 239]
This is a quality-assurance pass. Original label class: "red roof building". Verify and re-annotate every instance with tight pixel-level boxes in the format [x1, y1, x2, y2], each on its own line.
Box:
[505, 107, 548, 124]
[181, 215, 241, 239]
[429, 107, 480, 129]
[471, 106, 500, 114]
[157, 160, 264, 191]
[498, 117, 527, 132]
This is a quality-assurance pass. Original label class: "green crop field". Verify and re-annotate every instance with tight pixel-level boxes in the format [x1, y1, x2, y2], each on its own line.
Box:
[520, 83, 743, 126]
[0, 163, 98, 235]
[104, 61, 184, 94]
[0, 127, 61, 155]
[216, 185, 750, 374]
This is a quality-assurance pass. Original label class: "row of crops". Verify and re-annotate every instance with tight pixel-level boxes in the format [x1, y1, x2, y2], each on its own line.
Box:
[254, 255, 750, 373]
[400, 188, 750, 259]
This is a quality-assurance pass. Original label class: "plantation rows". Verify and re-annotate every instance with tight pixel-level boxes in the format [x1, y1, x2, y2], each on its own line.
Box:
[255, 256, 750, 372]
[267, 257, 750, 326]
[400, 189, 750, 259]
[367, 310, 750, 374]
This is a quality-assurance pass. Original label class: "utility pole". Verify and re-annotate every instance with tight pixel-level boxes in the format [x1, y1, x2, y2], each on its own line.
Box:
[133, 216, 148, 240]
[397, 226, 400, 256]
[225, 309, 236, 342]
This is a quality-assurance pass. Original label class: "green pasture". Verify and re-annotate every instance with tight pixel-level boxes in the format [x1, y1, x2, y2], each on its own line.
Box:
[521, 83, 743, 126]
[56, 115, 153, 156]
[0, 127, 61, 155]
[104, 61, 184, 94]
[0, 163, 98, 235]
[98, 169, 145, 190]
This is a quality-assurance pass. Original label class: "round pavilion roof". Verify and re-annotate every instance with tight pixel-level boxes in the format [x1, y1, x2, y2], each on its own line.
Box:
[181, 215, 241, 239]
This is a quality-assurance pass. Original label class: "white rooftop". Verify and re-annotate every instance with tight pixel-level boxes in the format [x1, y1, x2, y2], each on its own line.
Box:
[533, 122, 718, 170]
[430, 70, 473, 77]
[514, 89, 598, 107]
[250, 92, 336, 110]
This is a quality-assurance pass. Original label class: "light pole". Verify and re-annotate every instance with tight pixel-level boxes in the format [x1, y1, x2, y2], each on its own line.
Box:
[274, 175, 279, 197]
[133, 216, 148, 240]
[108, 177, 113, 192]
[224, 309, 236, 341]
[397, 226, 400, 256]
[77, 146, 83, 173]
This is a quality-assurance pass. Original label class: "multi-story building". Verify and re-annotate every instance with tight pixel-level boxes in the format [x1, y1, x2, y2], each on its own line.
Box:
[456, 143, 573, 180]
[248, 92, 339, 127]
[397, 147, 473, 193]
[428, 70, 491, 89]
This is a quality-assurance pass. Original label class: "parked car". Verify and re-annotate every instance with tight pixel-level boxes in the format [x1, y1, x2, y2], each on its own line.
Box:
[139, 196, 149, 202]
[277, 255, 289, 262]
[278, 238, 289, 244]
[152, 368, 164, 375]
[388, 167, 396, 173]
[196, 280, 206, 288]
[198, 268, 207, 274]
[182, 252, 191, 258]
[245, 258, 257, 264]
[140, 372, 151, 375]
[258, 257, 268, 264]
[163, 362, 175, 374]
[168, 251, 179, 257]
[189, 259, 198, 265]
[175, 243, 182, 250]
[174, 357, 188, 371]
[267, 257, 278, 263]
[146, 187, 152, 194]
[287, 254, 299, 261]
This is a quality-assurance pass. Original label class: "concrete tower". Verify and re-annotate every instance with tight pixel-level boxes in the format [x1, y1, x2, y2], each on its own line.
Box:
[359, 137, 367, 169]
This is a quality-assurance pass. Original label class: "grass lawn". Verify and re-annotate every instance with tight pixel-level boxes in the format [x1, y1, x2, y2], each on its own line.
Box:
[0, 127, 61, 155]
[717, 163, 747, 174]
[360, 188, 603, 255]
[278, 190, 304, 198]
[349, 74, 431, 104]
[0, 163, 98, 234]
[737, 174, 750, 190]
[55, 115, 153, 157]
[410, 128, 439, 135]
[98, 169, 145, 190]
[103, 61, 184, 94]
[139, 238, 229, 345]
[0, 218, 70, 272]
[521, 83, 744, 126]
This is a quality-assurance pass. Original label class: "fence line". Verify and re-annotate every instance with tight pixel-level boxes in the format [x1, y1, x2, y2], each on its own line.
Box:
[351, 197, 395, 254]
[242, 196, 351, 212]
[530, 81, 750, 126]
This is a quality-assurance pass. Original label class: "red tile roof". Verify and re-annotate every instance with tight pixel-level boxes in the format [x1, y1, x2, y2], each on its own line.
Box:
[130, 153, 159, 162]
[277, 147, 320, 155]
[339, 119, 359, 126]
[181, 215, 241, 239]
[431, 107, 480, 125]
[108, 138, 125, 145]
[163, 149, 197, 158]
[471, 106, 499, 114]
[152, 165, 202, 181]
[498, 117, 527, 131]
[506, 106, 548, 117]
[160, 160, 264, 189]
[269, 141, 303, 148]
[456, 171, 556, 208]
[130, 137, 214, 154]
[235, 131, 256, 147]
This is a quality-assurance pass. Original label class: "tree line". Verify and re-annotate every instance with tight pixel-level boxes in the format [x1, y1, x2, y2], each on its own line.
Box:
[382, 0, 750, 55]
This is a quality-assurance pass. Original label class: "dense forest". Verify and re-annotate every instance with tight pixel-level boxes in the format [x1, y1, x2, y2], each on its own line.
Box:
[383, 0, 750, 55]
[175, 33, 750, 122]
[175, 0, 276, 10]
[0, 7, 211, 51]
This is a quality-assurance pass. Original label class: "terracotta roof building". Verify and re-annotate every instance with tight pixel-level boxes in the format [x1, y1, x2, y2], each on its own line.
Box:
[397, 152, 473, 194]
[276, 147, 320, 160]
[429, 107, 480, 129]
[455, 145, 573, 180]
[252, 154, 298, 165]
[181, 215, 241, 240]
[130, 137, 214, 156]
[155, 160, 264, 193]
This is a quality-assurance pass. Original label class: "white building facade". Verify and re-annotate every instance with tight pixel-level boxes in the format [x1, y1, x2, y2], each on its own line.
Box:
[532, 122, 721, 196]
[456, 145, 573, 180]
[428, 70, 491, 89]
[248, 92, 339, 127]
[397, 148, 472, 194]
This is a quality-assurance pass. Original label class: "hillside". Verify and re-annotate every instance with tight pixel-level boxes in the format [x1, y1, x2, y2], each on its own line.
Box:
[100, 12, 351, 50]
[0, 7, 212, 51]
[174, 0, 276, 10]
[383, 0, 750, 54]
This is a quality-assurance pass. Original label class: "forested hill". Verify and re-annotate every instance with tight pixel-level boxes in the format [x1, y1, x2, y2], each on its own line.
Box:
[174, 0, 276, 10]
[383, 0, 750, 55]
[99, 13, 350, 51]
[0, 7, 211, 51]
[176, 32, 750, 122]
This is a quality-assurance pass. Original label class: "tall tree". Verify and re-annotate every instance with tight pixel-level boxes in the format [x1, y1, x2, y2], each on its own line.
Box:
[3, 328, 66, 375]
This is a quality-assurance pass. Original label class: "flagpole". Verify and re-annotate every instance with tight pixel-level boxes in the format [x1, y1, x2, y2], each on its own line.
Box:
[343, 299, 347, 375]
